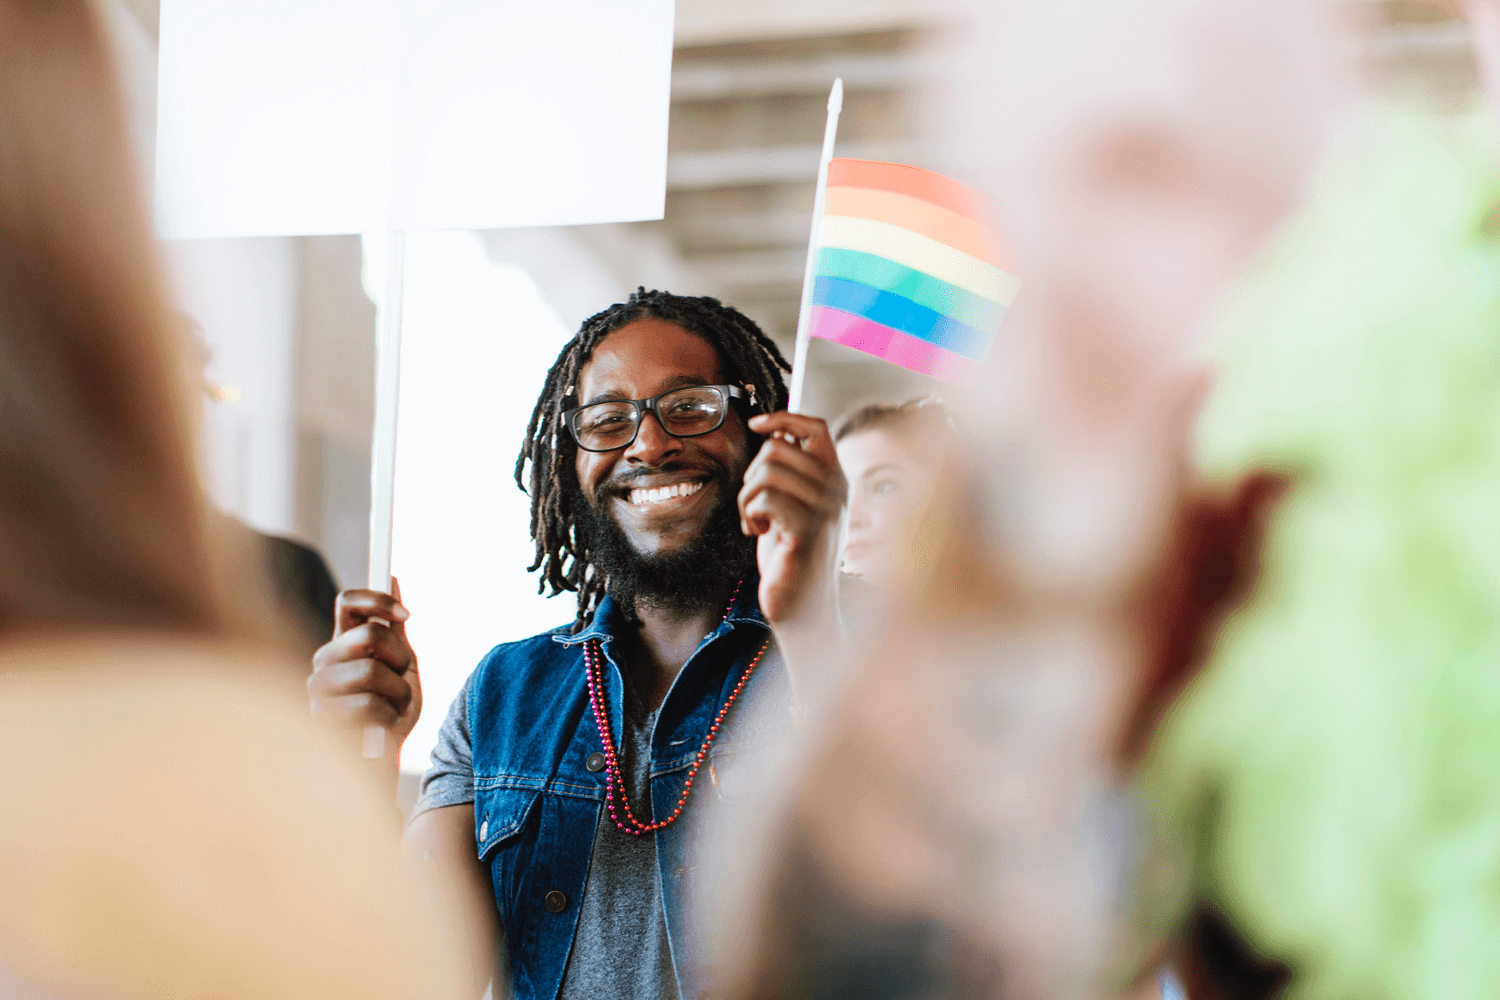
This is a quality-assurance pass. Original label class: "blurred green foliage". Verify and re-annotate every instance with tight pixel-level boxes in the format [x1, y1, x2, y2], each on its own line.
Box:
[1145, 113, 1500, 1000]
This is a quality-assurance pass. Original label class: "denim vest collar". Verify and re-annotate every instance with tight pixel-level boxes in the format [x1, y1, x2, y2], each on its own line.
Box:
[551, 576, 770, 649]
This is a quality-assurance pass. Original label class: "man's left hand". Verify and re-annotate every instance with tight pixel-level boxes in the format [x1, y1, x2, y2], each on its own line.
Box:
[738, 411, 846, 626]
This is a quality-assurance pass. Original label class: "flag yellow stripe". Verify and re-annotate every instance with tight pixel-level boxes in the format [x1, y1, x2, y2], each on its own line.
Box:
[819, 215, 1019, 306]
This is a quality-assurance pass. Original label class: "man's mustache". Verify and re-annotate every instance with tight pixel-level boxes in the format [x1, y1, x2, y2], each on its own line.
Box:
[598, 460, 733, 500]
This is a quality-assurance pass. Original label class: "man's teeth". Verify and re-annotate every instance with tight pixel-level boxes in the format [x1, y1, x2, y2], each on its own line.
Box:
[627, 481, 706, 505]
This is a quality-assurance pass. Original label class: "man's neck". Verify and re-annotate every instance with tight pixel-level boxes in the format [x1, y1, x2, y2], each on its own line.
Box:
[620, 586, 734, 712]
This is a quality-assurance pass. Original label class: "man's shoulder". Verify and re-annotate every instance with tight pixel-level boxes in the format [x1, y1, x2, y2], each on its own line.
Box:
[467, 623, 583, 697]
[464, 624, 590, 749]
[475, 623, 577, 663]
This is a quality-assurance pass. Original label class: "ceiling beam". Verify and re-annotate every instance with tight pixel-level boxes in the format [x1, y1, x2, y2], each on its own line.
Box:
[674, 0, 931, 47]
[671, 51, 917, 100]
[1363, 20, 1471, 56]
[667, 140, 913, 190]
[686, 248, 806, 288]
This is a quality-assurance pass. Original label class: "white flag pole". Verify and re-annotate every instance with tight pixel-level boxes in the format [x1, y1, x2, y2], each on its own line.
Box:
[362, 231, 407, 760]
[786, 78, 844, 415]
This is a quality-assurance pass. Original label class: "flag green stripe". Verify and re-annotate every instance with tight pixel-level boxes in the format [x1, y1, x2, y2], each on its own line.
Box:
[817, 247, 1009, 333]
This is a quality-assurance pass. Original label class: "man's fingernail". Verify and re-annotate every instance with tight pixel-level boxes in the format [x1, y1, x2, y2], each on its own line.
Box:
[392, 605, 411, 621]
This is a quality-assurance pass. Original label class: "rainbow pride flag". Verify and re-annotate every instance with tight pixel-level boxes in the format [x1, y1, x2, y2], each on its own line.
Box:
[809, 159, 1018, 383]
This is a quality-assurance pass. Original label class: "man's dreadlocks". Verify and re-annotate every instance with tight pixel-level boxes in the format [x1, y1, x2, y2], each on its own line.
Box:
[515, 288, 791, 630]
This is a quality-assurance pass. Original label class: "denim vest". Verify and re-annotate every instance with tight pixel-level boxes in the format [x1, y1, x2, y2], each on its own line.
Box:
[467, 584, 791, 1000]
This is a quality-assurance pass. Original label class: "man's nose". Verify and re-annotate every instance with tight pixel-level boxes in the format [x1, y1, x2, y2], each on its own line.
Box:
[623, 411, 681, 465]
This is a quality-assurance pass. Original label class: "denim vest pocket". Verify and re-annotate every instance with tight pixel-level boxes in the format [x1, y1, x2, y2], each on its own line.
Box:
[475, 785, 542, 920]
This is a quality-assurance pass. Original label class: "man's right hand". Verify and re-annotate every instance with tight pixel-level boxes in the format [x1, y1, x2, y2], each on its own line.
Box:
[308, 583, 421, 751]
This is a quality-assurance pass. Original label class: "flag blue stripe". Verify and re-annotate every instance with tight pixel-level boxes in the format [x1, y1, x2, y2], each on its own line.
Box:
[811, 276, 993, 361]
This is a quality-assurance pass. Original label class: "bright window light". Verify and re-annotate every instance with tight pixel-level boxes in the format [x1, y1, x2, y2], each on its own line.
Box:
[381, 231, 575, 771]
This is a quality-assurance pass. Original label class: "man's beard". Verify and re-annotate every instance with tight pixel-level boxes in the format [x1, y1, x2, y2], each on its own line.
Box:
[572, 466, 755, 617]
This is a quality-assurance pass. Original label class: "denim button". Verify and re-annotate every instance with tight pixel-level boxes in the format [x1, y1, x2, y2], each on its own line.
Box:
[544, 890, 569, 913]
[480, 820, 489, 840]
[586, 752, 606, 772]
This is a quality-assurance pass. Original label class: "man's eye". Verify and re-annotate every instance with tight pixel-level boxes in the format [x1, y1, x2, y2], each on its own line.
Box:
[586, 411, 631, 430]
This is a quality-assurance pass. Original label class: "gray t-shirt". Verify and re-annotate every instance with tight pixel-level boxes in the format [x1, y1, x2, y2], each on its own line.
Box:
[413, 674, 681, 1000]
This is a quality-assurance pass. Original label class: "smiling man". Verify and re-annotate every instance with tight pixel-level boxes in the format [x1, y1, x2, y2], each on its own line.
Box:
[308, 289, 845, 1000]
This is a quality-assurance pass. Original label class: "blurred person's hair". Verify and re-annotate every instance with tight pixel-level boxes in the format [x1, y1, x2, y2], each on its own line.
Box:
[0, 0, 237, 640]
[836, 396, 974, 595]
[832, 395, 954, 449]
[515, 287, 791, 629]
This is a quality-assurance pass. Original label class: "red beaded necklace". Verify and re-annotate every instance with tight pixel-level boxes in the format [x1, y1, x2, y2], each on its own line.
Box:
[583, 580, 773, 836]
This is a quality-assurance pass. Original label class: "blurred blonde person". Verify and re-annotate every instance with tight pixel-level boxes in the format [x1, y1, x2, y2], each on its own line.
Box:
[0, 3, 467, 999]
[834, 398, 954, 588]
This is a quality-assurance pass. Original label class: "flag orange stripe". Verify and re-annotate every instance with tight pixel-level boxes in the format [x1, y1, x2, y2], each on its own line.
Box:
[827, 158, 987, 219]
[823, 185, 1004, 269]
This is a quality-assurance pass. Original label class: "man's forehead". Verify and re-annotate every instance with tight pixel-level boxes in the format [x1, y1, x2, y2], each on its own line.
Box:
[575, 319, 724, 397]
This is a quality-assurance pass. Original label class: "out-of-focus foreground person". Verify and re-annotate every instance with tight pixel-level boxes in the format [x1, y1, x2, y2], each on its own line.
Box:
[0, 3, 465, 998]
[711, 0, 1344, 998]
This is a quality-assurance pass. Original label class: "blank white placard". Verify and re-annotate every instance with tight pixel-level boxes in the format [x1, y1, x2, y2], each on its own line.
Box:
[156, 0, 674, 239]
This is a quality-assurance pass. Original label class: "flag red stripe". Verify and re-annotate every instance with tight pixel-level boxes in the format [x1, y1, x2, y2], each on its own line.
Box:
[826, 159, 988, 220]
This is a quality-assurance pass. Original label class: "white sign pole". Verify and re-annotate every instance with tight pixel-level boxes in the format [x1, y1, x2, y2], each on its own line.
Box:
[786, 78, 844, 415]
[362, 232, 407, 759]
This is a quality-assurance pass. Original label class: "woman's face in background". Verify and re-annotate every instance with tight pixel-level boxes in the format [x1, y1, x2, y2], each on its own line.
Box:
[837, 428, 939, 585]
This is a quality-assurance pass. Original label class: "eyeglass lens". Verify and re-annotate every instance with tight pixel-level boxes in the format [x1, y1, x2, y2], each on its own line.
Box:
[572, 386, 726, 451]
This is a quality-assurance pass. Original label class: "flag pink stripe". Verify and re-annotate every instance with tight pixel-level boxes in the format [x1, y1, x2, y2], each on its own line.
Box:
[809, 306, 975, 383]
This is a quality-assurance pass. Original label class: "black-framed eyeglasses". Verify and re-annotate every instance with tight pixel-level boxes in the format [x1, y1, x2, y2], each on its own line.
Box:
[563, 384, 747, 453]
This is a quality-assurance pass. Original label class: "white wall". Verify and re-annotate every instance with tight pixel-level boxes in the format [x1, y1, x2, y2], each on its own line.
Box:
[163, 238, 305, 536]
[480, 221, 702, 334]
[106, 0, 308, 542]
[101, 0, 158, 183]
[297, 235, 378, 586]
